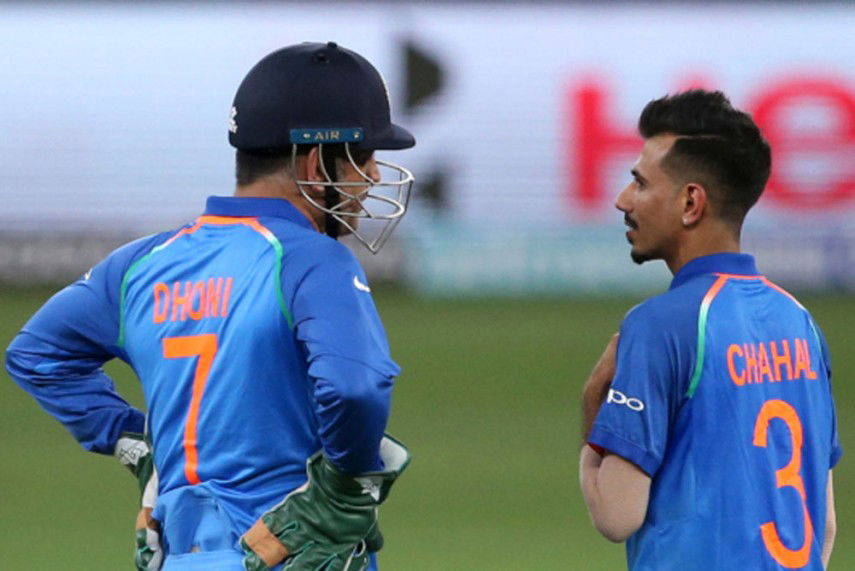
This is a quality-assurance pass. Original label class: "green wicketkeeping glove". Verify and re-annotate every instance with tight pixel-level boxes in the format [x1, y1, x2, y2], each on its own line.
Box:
[115, 432, 163, 571]
[115, 432, 154, 496]
[241, 434, 411, 571]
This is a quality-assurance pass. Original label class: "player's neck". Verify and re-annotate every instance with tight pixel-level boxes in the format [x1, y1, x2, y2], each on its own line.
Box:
[234, 178, 321, 231]
[666, 225, 741, 275]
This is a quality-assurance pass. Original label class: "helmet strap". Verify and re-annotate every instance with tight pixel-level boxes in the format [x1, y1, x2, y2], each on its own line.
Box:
[320, 145, 340, 240]
[324, 187, 339, 240]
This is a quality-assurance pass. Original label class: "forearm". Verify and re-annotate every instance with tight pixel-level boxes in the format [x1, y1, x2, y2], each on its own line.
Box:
[579, 446, 650, 542]
[580, 444, 605, 520]
[311, 355, 393, 473]
[823, 472, 836, 569]
[7, 334, 144, 453]
[579, 446, 624, 542]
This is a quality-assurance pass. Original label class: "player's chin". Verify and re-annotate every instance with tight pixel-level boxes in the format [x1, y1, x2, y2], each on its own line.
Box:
[630, 247, 655, 265]
[337, 218, 357, 236]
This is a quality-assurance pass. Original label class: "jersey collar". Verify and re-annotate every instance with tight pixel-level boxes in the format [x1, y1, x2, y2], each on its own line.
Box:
[669, 252, 759, 290]
[203, 196, 315, 230]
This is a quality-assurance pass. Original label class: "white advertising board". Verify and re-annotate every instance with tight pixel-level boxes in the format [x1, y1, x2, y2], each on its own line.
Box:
[1, 3, 853, 292]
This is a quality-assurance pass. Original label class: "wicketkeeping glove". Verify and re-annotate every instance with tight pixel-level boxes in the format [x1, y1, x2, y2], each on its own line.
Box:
[115, 432, 163, 571]
[240, 434, 411, 571]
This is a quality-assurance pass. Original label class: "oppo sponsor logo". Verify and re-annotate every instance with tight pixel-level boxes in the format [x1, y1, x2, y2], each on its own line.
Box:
[606, 388, 645, 412]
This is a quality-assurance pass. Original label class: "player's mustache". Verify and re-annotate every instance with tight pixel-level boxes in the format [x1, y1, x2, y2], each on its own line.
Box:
[624, 215, 638, 230]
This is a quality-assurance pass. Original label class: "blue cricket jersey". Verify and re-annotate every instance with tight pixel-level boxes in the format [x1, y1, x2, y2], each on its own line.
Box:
[589, 253, 842, 570]
[6, 197, 398, 565]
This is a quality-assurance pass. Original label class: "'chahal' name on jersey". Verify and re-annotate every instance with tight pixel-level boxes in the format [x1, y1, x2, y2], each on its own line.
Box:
[726, 338, 817, 386]
[152, 277, 233, 323]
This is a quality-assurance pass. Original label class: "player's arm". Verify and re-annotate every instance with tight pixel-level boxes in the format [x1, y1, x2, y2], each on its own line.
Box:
[5, 262, 144, 452]
[6, 238, 168, 569]
[580, 447, 651, 542]
[288, 241, 399, 473]
[816, 323, 839, 569]
[823, 470, 835, 569]
[240, 240, 409, 569]
[582, 333, 619, 442]
[580, 302, 685, 542]
[579, 333, 650, 541]
[5, 234, 172, 452]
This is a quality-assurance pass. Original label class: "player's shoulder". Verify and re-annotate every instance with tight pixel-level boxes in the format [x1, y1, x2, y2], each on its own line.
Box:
[622, 274, 720, 335]
[759, 276, 812, 313]
[261, 218, 361, 269]
[71, 229, 183, 305]
[95, 230, 179, 277]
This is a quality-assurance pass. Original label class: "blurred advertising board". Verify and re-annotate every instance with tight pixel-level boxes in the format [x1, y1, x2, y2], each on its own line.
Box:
[1, 3, 853, 293]
[397, 4, 855, 295]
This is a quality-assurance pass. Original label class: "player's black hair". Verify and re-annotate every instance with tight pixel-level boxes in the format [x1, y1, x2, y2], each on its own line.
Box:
[235, 146, 307, 187]
[638, 89, 771, 228]
[235, 145, 373, 187]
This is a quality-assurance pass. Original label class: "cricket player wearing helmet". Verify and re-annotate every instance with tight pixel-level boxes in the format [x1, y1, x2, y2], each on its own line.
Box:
[7, 41, 414, 570]
[579, 90, 840, 570]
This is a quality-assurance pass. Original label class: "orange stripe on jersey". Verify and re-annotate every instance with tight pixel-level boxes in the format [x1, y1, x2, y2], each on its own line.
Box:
[192, 216, 279, 244]
[761, 277, 805, 309]
[159, 216, 259, 249]
[151, 215, 294, 328]
[711, 272, 762, 280]
[194, 215, 253, 226]
[156, 218, 208, 249]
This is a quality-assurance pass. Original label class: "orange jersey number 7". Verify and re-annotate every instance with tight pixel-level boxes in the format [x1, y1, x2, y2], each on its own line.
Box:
[162, 334, 219, 485]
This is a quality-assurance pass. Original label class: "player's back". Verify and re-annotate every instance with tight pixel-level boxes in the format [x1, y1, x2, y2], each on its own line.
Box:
[631, 274, 839, 570]
[120, 215, 321, 543]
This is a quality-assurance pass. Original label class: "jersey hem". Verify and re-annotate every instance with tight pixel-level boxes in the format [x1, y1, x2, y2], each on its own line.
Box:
[588, 426, 660, 477]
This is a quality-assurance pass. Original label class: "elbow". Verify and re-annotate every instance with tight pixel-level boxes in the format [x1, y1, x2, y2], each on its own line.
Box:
[583, 489, 644, 542]
[593, 516, 642, 543]
[580, 451, 650, 544]
[5, 335, 31, 382]
[315, 372, 391, 474]
[6, 334, 49, 389]
[4, 346, 13, 377]
[334, 374, 390, 414]
[313, 358, 392, 417]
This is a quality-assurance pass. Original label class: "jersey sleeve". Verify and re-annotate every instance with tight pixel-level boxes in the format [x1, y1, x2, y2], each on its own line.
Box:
[588, 300, 692, 476]
[4, 235, 166, 454]
[815, 323, 843, 468]
[286, 239, 399, 474]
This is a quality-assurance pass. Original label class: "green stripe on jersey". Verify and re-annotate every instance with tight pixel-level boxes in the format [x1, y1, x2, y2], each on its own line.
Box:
[686, 276, 728, 398]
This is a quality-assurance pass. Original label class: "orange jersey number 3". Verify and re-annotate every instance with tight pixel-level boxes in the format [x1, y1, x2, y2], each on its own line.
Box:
[753, 399, 814, 568]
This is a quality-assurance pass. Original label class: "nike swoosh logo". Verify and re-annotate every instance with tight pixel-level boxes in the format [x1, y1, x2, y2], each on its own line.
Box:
[353, 275, 371, 292]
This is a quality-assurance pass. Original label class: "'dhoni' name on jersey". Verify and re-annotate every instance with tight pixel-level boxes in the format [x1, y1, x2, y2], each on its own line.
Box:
[7, 41, 417, 570]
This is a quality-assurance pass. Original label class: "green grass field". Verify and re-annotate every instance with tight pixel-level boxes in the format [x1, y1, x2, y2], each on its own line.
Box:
[1, 287, 852, 569]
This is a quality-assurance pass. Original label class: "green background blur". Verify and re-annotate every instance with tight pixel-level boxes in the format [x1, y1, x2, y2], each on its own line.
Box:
[1, 287, 852, 569]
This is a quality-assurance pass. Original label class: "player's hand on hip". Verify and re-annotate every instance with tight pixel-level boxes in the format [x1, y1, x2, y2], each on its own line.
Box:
[134, 504, 164, 570]
[115, 432, 164, 570]
[240, 435, 411, 571]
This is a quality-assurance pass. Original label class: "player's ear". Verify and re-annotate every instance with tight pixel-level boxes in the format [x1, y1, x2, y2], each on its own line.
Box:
[681, 183, 707, 227]
[300, 146, 327, 195]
